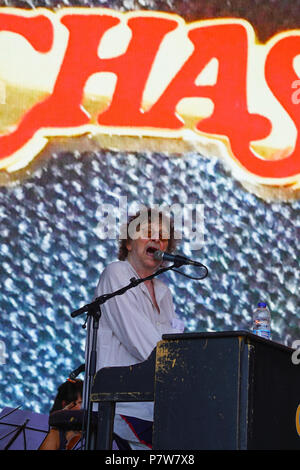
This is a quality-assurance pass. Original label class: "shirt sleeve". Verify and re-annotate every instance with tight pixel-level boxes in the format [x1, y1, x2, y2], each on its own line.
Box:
[95, 263, 162, 362]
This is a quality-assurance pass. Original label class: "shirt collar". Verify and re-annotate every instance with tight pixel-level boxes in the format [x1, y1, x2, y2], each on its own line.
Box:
[123, 259, 169, 302]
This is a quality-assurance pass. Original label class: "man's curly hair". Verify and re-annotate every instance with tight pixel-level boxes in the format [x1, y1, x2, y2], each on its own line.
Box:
[118, 207, 178, 261]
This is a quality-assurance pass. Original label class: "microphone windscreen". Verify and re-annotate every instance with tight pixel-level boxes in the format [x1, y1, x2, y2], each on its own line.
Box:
[153, 250, 164, 260]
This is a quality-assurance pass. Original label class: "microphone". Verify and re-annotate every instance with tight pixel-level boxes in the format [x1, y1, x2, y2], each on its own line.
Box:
[68, 363, 85, 380]
[153, 250, 203, 267]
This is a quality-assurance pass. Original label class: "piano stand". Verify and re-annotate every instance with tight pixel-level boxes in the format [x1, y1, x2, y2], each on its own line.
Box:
[90, 348, 156, 450]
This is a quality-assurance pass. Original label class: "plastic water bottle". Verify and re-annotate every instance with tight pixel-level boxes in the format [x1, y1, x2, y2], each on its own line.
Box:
[252, 302, 271, 339]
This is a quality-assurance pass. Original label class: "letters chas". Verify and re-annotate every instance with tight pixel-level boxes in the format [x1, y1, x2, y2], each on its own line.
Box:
[0, 8, 299, 186]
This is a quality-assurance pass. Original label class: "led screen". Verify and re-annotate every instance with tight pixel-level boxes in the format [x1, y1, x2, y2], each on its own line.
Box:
[0, 0, 299, 415]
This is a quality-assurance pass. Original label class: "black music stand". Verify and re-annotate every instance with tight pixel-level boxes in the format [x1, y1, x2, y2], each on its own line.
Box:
[0, 407, 49, 450]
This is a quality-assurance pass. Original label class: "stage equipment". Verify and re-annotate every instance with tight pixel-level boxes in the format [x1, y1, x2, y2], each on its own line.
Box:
[90, 331, 300, 450]
[0, 407, 48, 450]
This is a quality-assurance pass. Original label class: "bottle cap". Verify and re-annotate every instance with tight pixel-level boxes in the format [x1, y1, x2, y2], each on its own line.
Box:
[257, 302, 267, 308]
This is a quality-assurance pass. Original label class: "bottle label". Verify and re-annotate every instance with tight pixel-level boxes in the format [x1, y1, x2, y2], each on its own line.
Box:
[253, 329, 271, 340]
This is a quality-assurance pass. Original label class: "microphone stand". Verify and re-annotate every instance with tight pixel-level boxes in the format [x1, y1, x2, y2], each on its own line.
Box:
[70, 260, 191, 450]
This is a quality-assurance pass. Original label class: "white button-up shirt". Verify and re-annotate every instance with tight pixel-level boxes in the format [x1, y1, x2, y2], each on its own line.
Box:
[87, 260, 184, 420]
